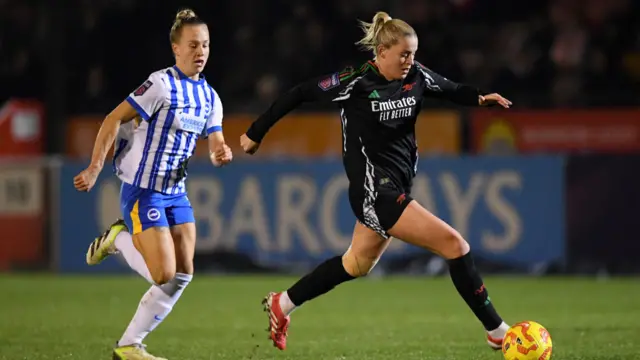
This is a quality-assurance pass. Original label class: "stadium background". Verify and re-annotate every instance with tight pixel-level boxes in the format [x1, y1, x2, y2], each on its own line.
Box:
[1, 0, 640, 359]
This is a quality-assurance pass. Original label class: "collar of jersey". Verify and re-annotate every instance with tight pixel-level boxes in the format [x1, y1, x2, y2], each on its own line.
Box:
[363, 60, 381, 77]
[172, 65, 206, 85]
[365, 60, 402, 84]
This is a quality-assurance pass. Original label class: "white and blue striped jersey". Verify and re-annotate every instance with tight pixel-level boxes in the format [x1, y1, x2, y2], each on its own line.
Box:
[112, 65, 223, 195]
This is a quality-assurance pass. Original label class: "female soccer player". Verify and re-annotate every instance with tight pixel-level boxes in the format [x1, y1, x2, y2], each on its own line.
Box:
[73, 9, 231, 360]
[240, 11, 513, 352]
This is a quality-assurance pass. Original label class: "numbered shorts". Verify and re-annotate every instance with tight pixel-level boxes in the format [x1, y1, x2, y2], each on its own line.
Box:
[120, 182, 195, 235]
[348, 182, 414, 239]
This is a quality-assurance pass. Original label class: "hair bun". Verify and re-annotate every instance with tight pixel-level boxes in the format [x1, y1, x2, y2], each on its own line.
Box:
[176, 9, 197, 21]
[374, 11, 392, 23]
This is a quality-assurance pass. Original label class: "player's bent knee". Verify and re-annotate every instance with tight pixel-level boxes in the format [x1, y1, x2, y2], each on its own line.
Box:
[342, 251, 380, 277]
[439, 233, 470, 260]
[150, 266, 176, 285]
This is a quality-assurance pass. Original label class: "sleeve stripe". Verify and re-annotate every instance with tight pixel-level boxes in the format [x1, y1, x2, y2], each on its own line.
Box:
[207, 125, 222, 134]
[126, 96, 151, 121]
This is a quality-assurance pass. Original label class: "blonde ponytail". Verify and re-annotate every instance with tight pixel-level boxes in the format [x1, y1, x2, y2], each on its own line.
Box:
[355, 11, 416, 56]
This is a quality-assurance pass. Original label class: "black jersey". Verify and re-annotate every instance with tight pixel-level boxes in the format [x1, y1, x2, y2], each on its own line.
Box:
[246, 60, 482, 191]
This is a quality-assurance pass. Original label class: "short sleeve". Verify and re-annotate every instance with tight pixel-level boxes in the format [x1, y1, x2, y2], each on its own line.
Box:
[204, 87, 223, 136]
[125, 72, 167, 121]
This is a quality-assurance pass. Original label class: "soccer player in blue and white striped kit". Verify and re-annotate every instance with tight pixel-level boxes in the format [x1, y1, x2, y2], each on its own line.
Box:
[73, 9, 230, 360]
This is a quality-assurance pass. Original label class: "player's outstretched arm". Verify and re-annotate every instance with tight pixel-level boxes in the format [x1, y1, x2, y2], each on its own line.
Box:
[478, 93, 511, 108]
[241, 68, 356, 154]
[242, 81, 316, 147]
[90, 101, 138, 171]
[73, 101, 138, 192]
[417, 62, 511, 108]
[74, 74, 166, 192]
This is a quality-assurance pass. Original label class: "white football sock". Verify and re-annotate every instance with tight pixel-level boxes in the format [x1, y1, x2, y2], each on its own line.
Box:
[279, 291, 297, 316]
[114, 231, 153, 284]
[118, 273, 192, 347]
[488, 321, 510, 338]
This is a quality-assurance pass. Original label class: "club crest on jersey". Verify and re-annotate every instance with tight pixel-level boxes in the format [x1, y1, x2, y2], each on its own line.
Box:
[134, 80, 153, 96]
[402, 82, 417, 92]
[318, 72, 340, 91]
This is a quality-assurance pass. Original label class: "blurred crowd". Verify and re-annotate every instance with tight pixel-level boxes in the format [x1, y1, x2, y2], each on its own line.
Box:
[1, 0, 639, 114]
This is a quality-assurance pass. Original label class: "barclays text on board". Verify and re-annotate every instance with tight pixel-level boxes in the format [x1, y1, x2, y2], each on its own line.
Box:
[58, 156, 564, 272]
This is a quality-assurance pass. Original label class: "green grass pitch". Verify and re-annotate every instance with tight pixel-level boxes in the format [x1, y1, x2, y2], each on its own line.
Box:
[1, 275, 639, 359]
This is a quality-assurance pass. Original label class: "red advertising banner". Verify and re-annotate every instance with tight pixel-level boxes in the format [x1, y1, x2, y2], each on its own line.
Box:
[0, 164, 46, 270]
[0, 99, 45, 157]
[471, 109, 640, 153]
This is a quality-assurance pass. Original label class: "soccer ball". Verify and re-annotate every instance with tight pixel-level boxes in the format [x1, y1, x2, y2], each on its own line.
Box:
[502, 321, 553, 360]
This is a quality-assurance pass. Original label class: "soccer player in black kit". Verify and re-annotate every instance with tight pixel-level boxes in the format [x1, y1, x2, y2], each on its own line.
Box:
[240, 11, 513, 352]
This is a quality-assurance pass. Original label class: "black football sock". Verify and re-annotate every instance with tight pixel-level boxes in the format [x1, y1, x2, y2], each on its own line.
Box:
[287, 256, 356, 306]
[447, 251, 503, 331]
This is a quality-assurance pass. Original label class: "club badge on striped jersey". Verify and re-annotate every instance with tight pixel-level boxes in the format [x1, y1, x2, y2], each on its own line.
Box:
[318, 72, 340, 91]
[134, 80, 153, 96]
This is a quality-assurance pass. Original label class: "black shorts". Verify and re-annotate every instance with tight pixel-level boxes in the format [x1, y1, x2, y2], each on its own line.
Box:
[348, 181, 413, 238]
